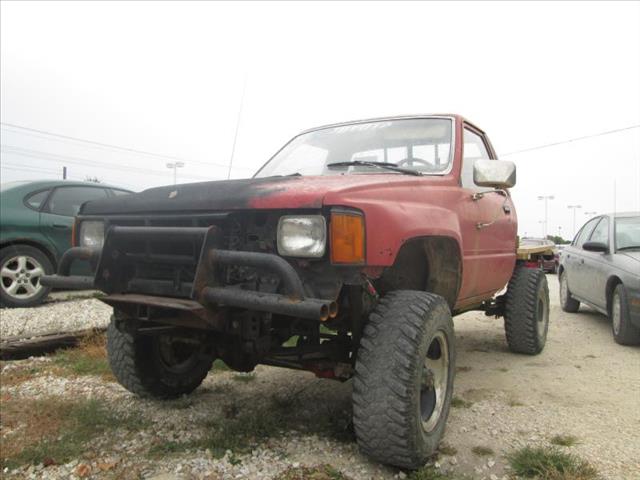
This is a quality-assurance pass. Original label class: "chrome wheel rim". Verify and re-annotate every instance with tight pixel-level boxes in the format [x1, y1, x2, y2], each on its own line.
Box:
[420, 331, 449, 432]
[0, 255, 45, 300]
[612, 291, 621, 335]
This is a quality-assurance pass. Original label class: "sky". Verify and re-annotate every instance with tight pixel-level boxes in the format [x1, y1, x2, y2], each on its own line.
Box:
[1, 1, 639, 239]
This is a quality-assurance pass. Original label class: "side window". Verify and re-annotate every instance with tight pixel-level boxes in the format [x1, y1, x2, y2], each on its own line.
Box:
[47, 187, 108, 217]
[573, 218, 600, 248]
[24, 189, 51, 210]
[589, 217, 609, 245]
[462, 128, 491, 188]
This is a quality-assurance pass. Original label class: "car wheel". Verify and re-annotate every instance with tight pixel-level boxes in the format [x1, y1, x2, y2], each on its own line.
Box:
[107, 317, 215, 398]
[504, 266, 550, 355]
[352, 291, 455, 469]
[611, 284, 640, 346]
[559, 270, 580, 313]
[0, 245, 54, 308]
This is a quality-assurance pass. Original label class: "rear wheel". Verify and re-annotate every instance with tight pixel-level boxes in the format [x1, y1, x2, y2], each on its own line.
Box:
[504, 266, 549, 355]
[352, 291, 455, 469]
[107, 317, 215, 398]
[559, 270, 580, 313]
[611, 284, 640, 346]
[0, 245, 53, 308]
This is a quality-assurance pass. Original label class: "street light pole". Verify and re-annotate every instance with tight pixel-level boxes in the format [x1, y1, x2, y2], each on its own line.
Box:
[567, 205, 582, 236]
[537, 195, 554, 239]
[166, 162, 185, 185]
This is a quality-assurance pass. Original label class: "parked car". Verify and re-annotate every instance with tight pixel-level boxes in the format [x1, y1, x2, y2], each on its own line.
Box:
[0, 180, 131, 307]
[559, 212, 640, 345]
[43, 114, 550, 469]
[520, 237, 557, 273]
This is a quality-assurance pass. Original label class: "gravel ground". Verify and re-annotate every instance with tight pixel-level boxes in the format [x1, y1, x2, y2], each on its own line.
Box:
[0, 295, 111, 338]
[1, 275, 639, 479]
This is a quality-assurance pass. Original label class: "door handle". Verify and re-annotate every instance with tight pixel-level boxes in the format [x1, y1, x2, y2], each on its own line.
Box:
[52, 224, 70, 230]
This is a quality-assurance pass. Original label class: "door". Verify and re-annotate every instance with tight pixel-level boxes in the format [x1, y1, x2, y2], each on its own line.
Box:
[40, 186, 109, 273]
[579, 216, 611, 308]
[458, 127, 517, 300]
[565, 216, 601, 299]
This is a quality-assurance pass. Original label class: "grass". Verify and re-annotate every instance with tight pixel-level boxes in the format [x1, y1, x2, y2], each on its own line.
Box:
[438, 443, 458, 456]
[50, 331, 114, 381]
[450, 396, 473, 408]
[507, 446, 599, 480]
[211, 359, 230, 372]
[550, 434, 580, 447]
[471, 445, 494, 457]
[232, 372, 256, 383]
[407, 466, 465, 480]
[145, 393, 352, 459]
[274, 464, 352, 480]
[1, 397, 148, 469]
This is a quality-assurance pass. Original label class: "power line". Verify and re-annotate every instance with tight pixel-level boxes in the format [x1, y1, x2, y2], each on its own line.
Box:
[1, 144, 220, 181]
[0, 122, 253, 170]
[501, 125, 640, 157]
[1, 161, 138, 188]
[1, 162, 61, 175]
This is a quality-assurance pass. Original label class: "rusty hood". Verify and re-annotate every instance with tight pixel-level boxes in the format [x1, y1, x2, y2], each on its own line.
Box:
[80, 174, 448, 215]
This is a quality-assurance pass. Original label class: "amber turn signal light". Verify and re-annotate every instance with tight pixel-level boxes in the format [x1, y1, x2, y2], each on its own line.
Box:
[71, 219, 78, 247]
[330, 212, 365, 264]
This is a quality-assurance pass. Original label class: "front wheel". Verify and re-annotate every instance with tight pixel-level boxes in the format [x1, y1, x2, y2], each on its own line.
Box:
[352, 291, 455, 469]
[611, 284, 640, 346]
[107, 317, 215, 398]
[559, 270, 580, 313]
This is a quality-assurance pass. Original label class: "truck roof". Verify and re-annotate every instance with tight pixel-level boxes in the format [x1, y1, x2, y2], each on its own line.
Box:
[299, 114, 484, 136]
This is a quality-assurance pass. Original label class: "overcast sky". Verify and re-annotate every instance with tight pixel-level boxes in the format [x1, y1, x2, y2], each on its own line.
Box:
[1, 1, 639, 239]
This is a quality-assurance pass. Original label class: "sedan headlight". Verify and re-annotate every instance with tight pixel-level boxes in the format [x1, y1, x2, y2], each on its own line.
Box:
[79, 220, 105, 248]
[277, 215, 326, 258]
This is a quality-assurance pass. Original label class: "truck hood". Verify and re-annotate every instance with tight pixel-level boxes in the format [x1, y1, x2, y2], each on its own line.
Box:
[80, 174, 452, 215]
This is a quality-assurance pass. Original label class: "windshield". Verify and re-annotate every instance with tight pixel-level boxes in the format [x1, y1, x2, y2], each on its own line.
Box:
[255, 118, 454, 178]
[615, 216, 640, 250]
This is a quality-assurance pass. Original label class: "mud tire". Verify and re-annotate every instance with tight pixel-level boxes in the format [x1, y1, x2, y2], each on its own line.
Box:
[107, 317, 214, 398]
[352, 291, 455, 469]
[504, 266, 549, 355]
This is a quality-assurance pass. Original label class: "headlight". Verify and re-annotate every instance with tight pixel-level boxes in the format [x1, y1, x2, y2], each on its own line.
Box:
[79, 220, 105, 248]
[277, 215, 326, 258]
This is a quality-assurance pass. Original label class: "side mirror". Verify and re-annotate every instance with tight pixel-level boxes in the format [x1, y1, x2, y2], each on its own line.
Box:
[582, 241, 608, 253]
[473, 159, 516, 188]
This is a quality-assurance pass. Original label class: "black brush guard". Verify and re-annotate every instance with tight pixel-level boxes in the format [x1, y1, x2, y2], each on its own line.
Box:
[41, 226, 337, 322]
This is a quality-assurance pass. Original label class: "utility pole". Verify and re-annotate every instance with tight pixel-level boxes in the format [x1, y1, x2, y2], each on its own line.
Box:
[567, 205, 582, 236]
[166, 162, 184, 185]
[62, 166, 67, 180]
[537, 195, 554, 238]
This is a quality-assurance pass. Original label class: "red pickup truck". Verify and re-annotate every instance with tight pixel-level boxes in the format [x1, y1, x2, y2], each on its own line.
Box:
[43, 115, 550, 469]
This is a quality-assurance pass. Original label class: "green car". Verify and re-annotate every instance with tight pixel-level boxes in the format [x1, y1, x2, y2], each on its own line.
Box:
[0, 180, 131, 307]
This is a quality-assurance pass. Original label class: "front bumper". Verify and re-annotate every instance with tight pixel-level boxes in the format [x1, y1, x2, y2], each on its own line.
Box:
[41, 225, 337, 322]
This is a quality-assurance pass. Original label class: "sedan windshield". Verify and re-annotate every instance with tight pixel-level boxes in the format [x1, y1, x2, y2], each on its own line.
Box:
[615, 216, 640, 250]
[255, 118, 453, 178]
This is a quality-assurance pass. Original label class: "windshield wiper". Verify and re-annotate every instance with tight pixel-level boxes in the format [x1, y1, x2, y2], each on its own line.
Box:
[327, 160, 423, 176]
[617, 246, 640, 251]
